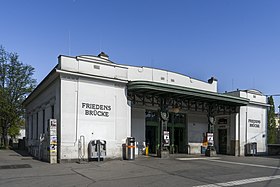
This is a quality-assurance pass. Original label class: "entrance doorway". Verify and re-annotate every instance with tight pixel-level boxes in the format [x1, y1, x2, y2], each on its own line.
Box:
[145, 110, 187, 155]
[146, 126, 158, 154]
[169, 113, 187, 153]
[173, 127, 185, 153]
[218, 129, 227, 154]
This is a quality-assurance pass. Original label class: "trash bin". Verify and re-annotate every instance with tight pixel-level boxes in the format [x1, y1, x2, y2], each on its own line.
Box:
[126, 137, 135, 160]
[201, 146, 207, 154]
[88, 140, 106, 161]
[245, 142, 257, 156]
[122, 143, 126, 160]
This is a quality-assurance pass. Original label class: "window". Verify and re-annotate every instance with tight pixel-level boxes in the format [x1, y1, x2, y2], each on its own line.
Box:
[94, 65, 100, 69]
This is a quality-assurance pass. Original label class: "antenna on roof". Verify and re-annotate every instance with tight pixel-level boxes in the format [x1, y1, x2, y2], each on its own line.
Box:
[99, 33, 103, 53]
[68, 30, 71, 56]
[151, 57, 154, 68]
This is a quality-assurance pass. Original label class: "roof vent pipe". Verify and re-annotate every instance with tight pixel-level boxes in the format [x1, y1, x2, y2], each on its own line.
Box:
[208, 77, 218, 84]
[98, 52, 109, 60]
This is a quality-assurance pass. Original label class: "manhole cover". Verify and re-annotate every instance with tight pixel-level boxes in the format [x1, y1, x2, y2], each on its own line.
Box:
[0, 164, 32, 169]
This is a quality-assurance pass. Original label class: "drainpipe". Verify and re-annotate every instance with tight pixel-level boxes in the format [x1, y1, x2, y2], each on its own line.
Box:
[245, 111, 248, 144]
[75, 78, 79, 145]
[74, 59, 80, 146]
[245, 91, 248, 145]
[238, 111, 241, 156]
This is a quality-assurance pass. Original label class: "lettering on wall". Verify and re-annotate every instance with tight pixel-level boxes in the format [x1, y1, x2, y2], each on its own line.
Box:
[82, 102, 112, 117]
[248, 119, 261, 128]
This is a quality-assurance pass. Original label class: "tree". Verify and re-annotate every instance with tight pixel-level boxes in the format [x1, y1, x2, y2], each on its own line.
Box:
[267, 96, 277, 144]
[0, 46, 36, 148]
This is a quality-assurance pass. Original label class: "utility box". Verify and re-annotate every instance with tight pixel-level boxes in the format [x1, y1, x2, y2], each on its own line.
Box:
[126, 137, 135, 160]
[88, 140, 106, 161]
[245, 142, 257, 156]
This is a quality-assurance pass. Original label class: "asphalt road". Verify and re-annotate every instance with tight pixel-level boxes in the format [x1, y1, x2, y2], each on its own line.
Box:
[1, 149, 280, 187]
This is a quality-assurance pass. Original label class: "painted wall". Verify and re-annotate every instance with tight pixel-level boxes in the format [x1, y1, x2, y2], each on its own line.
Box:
[59, 56, 128, 81]
[60, 75, 131, 160]
[226, 90, 267, 155]
[25, 78, 60, 159]
[131, 107, 146, 154]
[187, 113, 208, 154]
[59, 55, 218, 93]
[126, 66, 217, 92]
[240, 105, 267, 155]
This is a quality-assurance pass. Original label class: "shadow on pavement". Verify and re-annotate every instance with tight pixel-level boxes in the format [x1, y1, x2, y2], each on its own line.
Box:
[11, 148, 32, 157]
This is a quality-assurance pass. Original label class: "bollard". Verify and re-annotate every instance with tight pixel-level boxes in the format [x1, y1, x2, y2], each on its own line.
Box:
[145, 145, 149, 156]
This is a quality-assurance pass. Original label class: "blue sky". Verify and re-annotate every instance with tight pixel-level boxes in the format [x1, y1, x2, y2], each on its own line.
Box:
[1, 0, 280, 108]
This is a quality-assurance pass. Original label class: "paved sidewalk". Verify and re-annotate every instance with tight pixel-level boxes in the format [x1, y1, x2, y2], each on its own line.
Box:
[0, 149, 212, 187]
[1, 149, 280, 187]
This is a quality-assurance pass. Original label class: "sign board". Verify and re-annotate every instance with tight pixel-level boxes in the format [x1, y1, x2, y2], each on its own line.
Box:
[163, 131, 170, 146]
[248, 119, 261, 128]
[48, 119, 57, 163]
[207, 133, 214, 146]
[81, 102, 112, 117]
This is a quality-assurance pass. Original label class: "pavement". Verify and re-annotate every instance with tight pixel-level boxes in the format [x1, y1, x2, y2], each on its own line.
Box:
[1, 149, 280, 187]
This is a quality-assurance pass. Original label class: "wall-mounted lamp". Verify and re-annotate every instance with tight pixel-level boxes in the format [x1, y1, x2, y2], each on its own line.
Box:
[169, 107, 180, 113]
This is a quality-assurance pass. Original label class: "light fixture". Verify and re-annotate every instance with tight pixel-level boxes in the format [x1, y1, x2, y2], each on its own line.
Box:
[170, 106, 180, 113]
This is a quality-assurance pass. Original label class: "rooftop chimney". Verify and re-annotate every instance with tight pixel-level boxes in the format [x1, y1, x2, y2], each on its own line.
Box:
[98, 52, 109, 60]
[208, 77, 218, 84]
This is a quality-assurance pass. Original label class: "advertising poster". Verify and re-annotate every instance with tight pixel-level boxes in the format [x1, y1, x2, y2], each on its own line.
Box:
[50, 144, 57, 154]
[163, 131, 170, 146]
[207, 133, 214, 146]
[50, 136, 57, 145]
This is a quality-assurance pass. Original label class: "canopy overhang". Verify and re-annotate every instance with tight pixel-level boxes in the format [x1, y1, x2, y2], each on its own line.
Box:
[127, 81, 249, 114]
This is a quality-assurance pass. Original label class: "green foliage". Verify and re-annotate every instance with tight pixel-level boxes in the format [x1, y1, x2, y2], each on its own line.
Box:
[8, 118, 24, 139]
[267, 96, 277, 144]
[0, 45, 36, 148]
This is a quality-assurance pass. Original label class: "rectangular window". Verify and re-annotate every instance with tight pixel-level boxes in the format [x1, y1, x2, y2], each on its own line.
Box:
[43, 109, 45, 134]
[94, 65, 100, 69]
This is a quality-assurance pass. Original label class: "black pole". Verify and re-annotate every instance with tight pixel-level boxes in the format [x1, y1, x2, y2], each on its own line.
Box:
[159, 98, 169, 158]
[97, 140, 100, 162]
